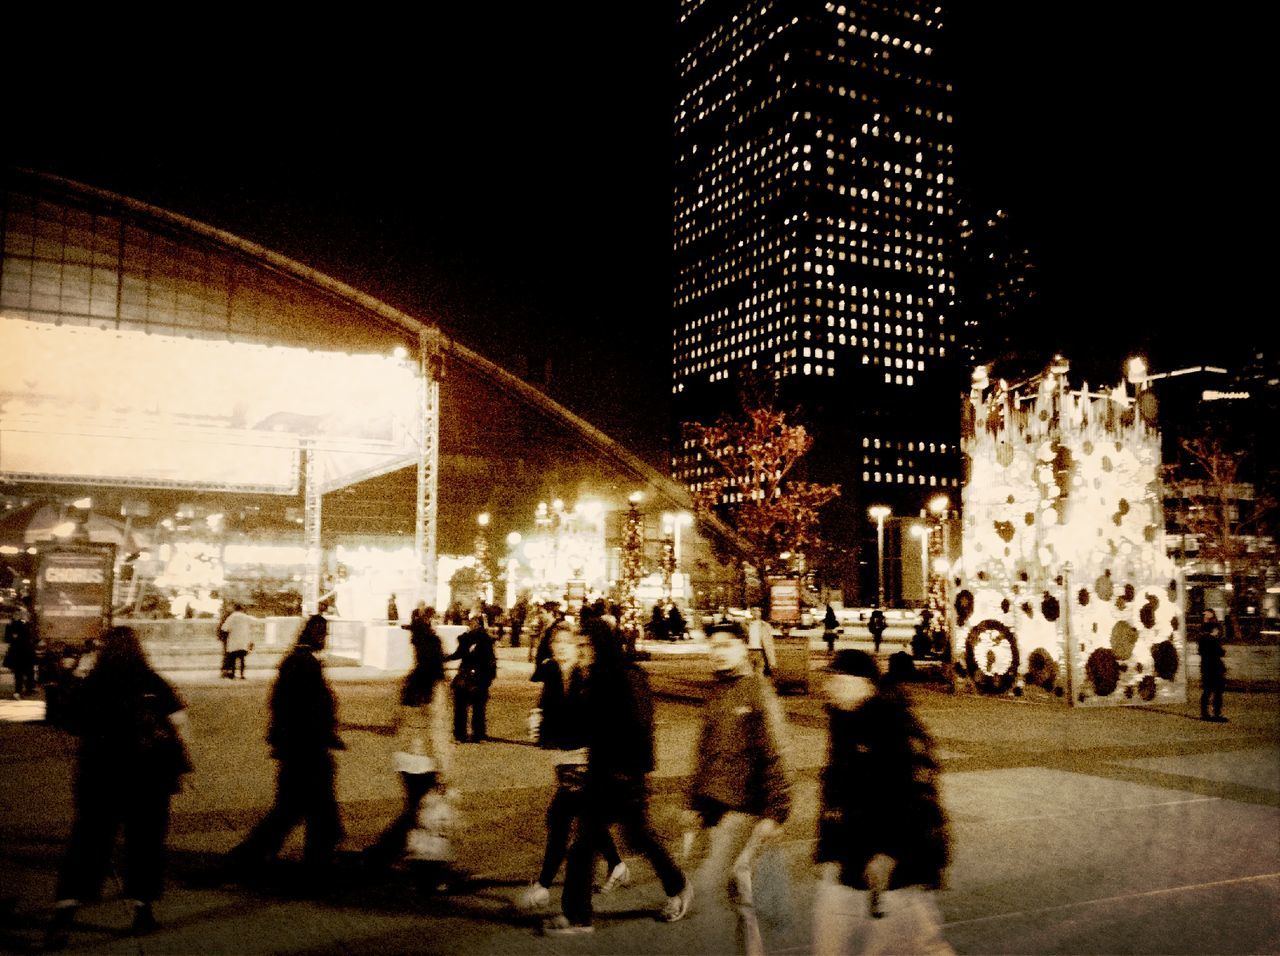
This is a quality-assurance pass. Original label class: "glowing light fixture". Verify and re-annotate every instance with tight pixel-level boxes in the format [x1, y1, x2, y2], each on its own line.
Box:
[71, 497, 92, 510]
[476, 512, 491, 528]
[1127, 356, 1148, 384]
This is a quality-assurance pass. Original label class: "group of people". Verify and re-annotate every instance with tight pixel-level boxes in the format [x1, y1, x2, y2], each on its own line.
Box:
[38, 600, 956, 954]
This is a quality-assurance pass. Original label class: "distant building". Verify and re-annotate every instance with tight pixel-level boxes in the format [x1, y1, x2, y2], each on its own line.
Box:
[670, 0, 966, 599]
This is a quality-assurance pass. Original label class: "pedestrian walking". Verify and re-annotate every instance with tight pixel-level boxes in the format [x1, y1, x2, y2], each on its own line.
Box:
[543, 618, 690, 936]
[867, 607, 887, 656]
[519, 623, 629, 910]
[447, 614, 497, 742]
[227, 615, 345, 883]
[220, 604, 256, 679]
[44, 626, 193, 948]
[364, 608, 452, 869]
[746, 607, 776, 676]
[812, 650, 952, 955]
[683, 622, 792, 956]
[1199, 609, 1228, 722]
[3, 604, 37, 698]
[823, 604, 840, 657]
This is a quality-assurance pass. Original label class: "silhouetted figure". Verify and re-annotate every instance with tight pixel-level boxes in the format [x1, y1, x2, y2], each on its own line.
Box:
[45, 626, 192, 948]
[649, 603, 668, 642]
[823, 604, 840, 657]
[1199, 609, 1227, 722]
[228, 615, 345, 883]
[4, 606, 37, 698]
[868, 608, 887, 655]
[667, 604, 687, 641]
[387, 593, 400, 624]
[447, 615, 497, 742]
[813, 650, 951, 954]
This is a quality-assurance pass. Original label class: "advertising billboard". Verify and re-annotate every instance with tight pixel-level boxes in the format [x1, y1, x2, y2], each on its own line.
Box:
[768, 577, 801, 625]
[34, 544, 115, 649]
[0, 319, 421, 494]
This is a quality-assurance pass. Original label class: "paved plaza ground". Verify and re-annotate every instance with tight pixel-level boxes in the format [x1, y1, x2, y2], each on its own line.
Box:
[0, 640, 1277, 955]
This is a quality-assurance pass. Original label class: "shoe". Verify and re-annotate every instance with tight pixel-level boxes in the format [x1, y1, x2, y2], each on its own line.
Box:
[542, 915, 594, 936]
[518, 883, 550, 909]
[658, 881, 693, 922]
[599, 860, 631, 893]
[130, 902, 158, 936]
[1210, 715, 1229, 723]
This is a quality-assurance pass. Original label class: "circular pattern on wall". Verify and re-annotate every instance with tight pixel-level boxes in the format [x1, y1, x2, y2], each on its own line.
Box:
[1086, 648, 1120, 696]
[965, 619, 1020, 695]
[955, 590, 974, 626]
[1025, 648, 1059, 691]
[1151, 640, 1179, 681]
[1111, 621, 1139, 660]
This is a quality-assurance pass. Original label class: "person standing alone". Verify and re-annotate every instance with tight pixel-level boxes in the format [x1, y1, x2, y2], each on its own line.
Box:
[447, 614, 497, 743]
[1198, 609, 1228, 722]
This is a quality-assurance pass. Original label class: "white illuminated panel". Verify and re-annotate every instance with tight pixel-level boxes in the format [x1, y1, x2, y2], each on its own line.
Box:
[0, 319, 421, 493]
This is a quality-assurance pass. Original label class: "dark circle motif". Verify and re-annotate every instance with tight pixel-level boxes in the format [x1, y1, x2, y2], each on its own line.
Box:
[1025, 512, 1035, 526]
[1096, 572, 1114, 601]
[1139, 596, 1159, 629]
[1025, 648, 1058, 691]
[1151, 640, 1179, 681]
[995, 521, 1016, 543]
[1001, 598, 1011, 614]
[1041, 594, 1060, 622]
[1085, 648, 1120, 696]
[1138, 675, 1157, 701]
[1122, 584, 1135, 602]
[955, 590, 974, 626]
[964, 619, 1020, 695]
[1077, 588, 1090, 607]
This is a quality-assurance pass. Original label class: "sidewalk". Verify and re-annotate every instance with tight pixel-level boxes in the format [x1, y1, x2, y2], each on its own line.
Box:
[1, 655, 1277, 954]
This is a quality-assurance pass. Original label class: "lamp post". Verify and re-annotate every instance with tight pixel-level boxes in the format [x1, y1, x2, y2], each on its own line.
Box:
[661, 511, 693, 602]
[911, 524, 931, 605]
[474, 512, 492, 605]
[929, 493, 951, 569]
[869, 505, 891, 607]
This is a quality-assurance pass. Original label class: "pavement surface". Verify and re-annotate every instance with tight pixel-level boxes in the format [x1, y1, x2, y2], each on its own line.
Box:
[0, 637, 1277, 955]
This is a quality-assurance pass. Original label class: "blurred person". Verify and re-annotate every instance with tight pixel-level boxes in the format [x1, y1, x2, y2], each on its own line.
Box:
[447, 614, 497, 742]
[813, 650, 951, 955]
[683, 622, 791, 955]
[227, 615, 345, 882]
[543, 618, 689, 936]
[823, 604, 840, 658]
[1199, 609, 1227, 722]
[3, 604, 37, 698]
[387, 593, 400, 624]
[746, 607, 776, 677]
[220, 604, 256, 680]
[867, 608, 887, 656]
[667, 603, 687, 641]
[364, 609, 452, 868]
[519, 624, 628, 910]
[44, 626, 192, 948]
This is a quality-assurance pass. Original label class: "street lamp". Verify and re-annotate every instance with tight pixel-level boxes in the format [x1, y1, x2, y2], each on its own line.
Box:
[661, 511, 693, 602]
[929, 493, 951, 570]
[911, 524, 931, 605]
[869, 505, 891, 607]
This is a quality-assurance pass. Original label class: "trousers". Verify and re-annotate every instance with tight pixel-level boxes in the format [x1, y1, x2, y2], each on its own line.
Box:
[539, 778, 621, 888]
[562, 773, 686, 926]
[812, 882, 952, 955]
[452, 685, 489, 741]
[691, 810, 769, 956]
[233, 752, 343, 867]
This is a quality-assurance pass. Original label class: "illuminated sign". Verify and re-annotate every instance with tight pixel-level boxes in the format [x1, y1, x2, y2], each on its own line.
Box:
[768, 577, 801, 624]
[34, 544, 115, 648]
[1201, 390, 1250, 402]
[0, 319, 421, 493]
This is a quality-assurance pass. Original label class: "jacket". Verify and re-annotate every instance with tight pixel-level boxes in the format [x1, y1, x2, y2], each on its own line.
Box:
[448, 628, 497, 689]
[532, 659, 588, 751]
[585, 662, 655, 778]
[267, 646, 343, 758]
[815, 689, 949, 890]
[692, 670, 791, 823]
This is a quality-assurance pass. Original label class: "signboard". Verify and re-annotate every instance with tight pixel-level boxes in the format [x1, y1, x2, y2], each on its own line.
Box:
[34, 544, 115, 649]
[768, 577, 801, 625]
[565, 579, 587, 610]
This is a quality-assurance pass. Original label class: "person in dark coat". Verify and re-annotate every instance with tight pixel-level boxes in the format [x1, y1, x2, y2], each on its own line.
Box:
[45, 626, 192, 948]
[519, 623, 628, 910]
[447, 614, 497, 742]
[228, 615, 345, 879]
[387, 593, 400, 624]
[3, 606, 38, 698]
[812, 649, 951, 955]
[1198, 609, 1228, 722]
[868, 607, 888, 655]
[823, 603, 840, 657]
[544, 619, 690, 935]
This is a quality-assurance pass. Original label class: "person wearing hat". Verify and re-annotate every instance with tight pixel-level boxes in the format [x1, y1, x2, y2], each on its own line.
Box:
[813, 650, 952, 955]
[681, 621, 792, 955]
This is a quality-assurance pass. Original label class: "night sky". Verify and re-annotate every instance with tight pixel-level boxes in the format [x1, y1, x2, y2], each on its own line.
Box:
[7, 3, 1258, 467]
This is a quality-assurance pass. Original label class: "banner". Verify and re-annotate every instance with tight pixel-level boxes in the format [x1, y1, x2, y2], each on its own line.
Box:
[34, 544, 115, 649]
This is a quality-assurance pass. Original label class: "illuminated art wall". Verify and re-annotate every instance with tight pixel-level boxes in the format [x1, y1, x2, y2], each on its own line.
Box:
[952, 368, 1186, 706]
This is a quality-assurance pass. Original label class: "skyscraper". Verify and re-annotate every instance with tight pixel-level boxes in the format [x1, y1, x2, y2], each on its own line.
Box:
[671, 0, 964, 598]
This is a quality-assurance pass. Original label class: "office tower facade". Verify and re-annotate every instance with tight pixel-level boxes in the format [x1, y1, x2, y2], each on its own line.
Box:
[671, 0, 964, 598]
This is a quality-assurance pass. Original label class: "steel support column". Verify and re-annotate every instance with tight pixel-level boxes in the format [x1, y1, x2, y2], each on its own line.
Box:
[301, 441, 323, 615]
[415, 330, 442, 610]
